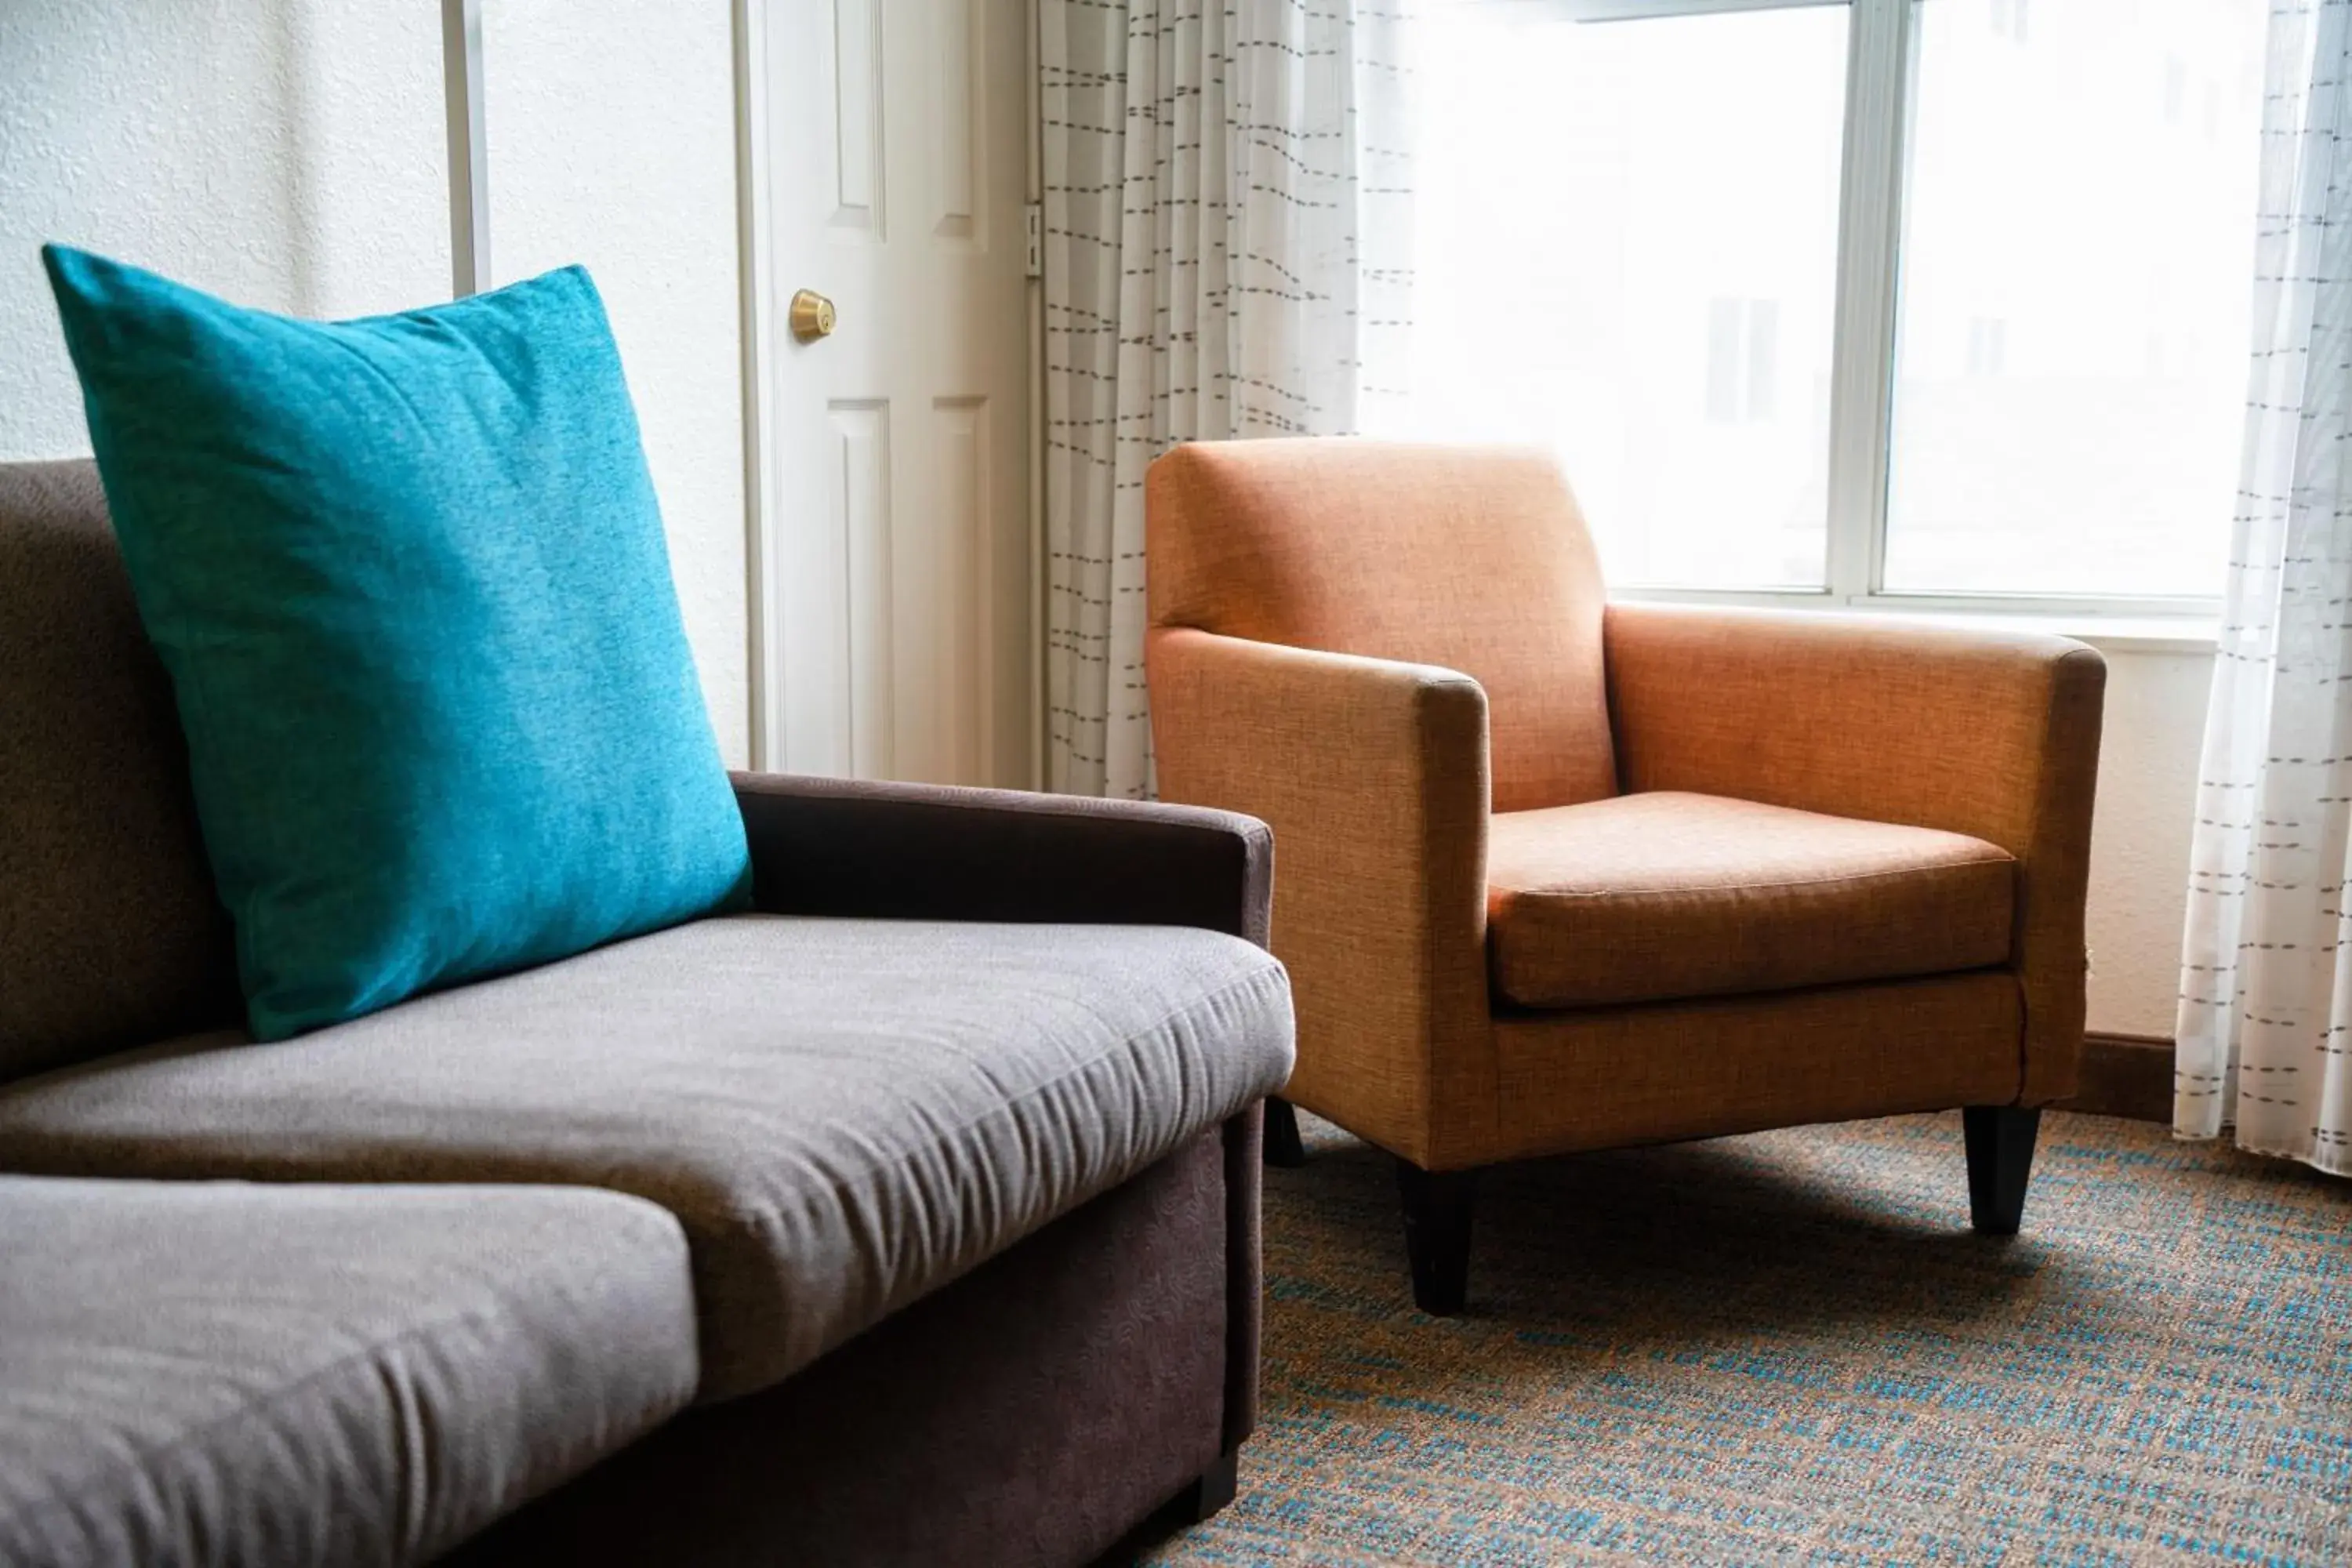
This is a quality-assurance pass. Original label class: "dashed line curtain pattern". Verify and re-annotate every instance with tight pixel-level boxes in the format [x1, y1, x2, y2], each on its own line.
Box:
[2176, 0, 2352, 1176]
[1039, 0, 1412, 798]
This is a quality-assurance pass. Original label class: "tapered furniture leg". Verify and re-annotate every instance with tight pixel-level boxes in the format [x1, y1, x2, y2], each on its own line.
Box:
[1394, 1160, 1479, 1315]
[1263, 1096, 1307, 1167]
[1174, 1449, 1240, 1523]
[1963, 1105, 2041, 1236]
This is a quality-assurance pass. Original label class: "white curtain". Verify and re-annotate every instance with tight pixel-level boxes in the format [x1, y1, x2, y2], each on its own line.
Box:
[1038, 0, 1413, 798]
[2176, 0, 2352, 1175]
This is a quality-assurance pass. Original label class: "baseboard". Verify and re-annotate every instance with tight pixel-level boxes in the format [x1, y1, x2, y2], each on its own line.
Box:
[2060, 1033, 2172, 1123]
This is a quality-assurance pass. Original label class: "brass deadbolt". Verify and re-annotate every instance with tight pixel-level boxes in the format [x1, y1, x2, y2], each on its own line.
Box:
[789, 289, 837, 343]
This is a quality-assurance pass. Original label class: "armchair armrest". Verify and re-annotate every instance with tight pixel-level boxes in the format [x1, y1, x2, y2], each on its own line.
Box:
[1603, 602, 2107, 1102]
[1145, 627, 1494, 1166]
[729, 772, 1272, 946]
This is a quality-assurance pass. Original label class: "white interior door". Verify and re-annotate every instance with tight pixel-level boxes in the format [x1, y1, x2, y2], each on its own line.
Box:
[746, 0, 1032, 786]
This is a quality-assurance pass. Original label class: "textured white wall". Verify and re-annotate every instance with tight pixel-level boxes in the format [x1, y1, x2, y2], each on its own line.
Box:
[0, 0, 750, 763]
[0, 2, 448, 454]
[2085, 648, 2209, 1039]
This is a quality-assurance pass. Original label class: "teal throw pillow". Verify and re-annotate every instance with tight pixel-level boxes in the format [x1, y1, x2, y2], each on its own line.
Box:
[45, 245, 752, 1040]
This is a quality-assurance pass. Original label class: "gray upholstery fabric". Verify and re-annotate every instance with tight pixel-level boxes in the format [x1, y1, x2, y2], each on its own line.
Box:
[734, 770, 1275, 944]
[0, 914, 1296, 1402]
[0, 1176, 697, 1568]
[0, 460, 238, 1081]
[450, 1127, 1237, 1568]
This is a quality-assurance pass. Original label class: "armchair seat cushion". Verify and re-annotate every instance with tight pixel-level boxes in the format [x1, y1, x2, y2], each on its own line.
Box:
[1486, 791, 2015, 1009]
[0, 914, 1295, 1403]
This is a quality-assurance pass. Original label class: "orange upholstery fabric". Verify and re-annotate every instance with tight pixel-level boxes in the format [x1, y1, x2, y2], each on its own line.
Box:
[1147, 441, 1615, 813]
[1490, 971, 2024, 1163]
[1144, 440, 2106, 1173]
[1486, 792, 2016, 1009]
[1604, 604, 2105, 1104]
[1146, 627, 1496, 1168]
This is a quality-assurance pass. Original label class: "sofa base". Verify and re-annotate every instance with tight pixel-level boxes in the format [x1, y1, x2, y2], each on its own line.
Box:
[448, 1112, 1258, 1568]
[1178, 1448, 1240, 1522]
[1263, 1096, 1308, 1167]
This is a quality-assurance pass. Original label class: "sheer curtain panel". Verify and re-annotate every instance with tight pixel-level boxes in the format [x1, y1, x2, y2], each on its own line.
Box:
[1038, 0, 1412, 798]
[2176, 0, 2352, 1176]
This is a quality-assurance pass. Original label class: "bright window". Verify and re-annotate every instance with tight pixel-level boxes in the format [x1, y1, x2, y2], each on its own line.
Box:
[1401, 5, 1847, 590]
[1394, 0, 2268, 612]
[1884, 0, 2267, 597]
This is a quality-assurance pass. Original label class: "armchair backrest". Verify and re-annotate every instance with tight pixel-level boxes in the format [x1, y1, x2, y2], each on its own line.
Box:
[1145, 439, 1615, 813]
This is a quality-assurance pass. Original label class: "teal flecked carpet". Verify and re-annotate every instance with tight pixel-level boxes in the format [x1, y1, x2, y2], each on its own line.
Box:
[1144, 1110, 2352, 1565]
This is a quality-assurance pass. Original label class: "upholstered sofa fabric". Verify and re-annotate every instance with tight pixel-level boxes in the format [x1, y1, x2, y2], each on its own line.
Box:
[0, 461, 237, 1081]
[449, 1124, 1243, 1568]
[1486, 792, 2016, 1009]
[1147, 439, 1617, 814]
[0, 915, 1295, 1403]
[733, 770, 1276, 946]
[1, 442, 1286, 1563]
[0, 1177, 695, 1568]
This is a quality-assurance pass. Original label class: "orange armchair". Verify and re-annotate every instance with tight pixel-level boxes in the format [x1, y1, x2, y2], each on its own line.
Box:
[1145, 440, 2105, 1312]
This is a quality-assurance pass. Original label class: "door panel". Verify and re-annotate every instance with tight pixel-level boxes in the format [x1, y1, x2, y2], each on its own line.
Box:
[828, 0, 886, 238]
[753, 0, 1029, 786]
[933, 0, 978, 241]
[915, 394, 988, 785]
[837, 400, 894, 781]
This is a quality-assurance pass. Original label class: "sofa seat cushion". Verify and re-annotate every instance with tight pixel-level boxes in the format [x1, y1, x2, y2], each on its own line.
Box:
[0, 915, 1295, 1403]
[1486, 791, 2015, 1009]
[0, 1177, 695, 1568]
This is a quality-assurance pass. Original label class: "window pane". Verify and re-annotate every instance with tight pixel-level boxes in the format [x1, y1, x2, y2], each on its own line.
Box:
[1883, 0, 2267, 598]
[1388, 5, 1849, 590]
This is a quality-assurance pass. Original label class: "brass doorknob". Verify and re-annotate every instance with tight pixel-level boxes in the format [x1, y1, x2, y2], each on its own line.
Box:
[789, 289, 837, 343]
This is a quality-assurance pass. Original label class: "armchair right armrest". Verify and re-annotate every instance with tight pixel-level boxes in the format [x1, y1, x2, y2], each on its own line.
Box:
[1146, 627, 1497, 1166]
[1602, 602, 2107, 1103]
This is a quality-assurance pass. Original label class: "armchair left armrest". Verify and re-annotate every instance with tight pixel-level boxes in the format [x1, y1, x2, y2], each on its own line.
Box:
[729, 773, 1273, 947]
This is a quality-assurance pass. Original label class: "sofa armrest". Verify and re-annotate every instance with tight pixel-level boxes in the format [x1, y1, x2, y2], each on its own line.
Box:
[1603, 601, 2107, 1102]
[1145, 627, 1494, 1167]
[728, 772, 1272, 946]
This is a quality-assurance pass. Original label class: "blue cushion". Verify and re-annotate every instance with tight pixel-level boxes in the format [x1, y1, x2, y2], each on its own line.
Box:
[44, 246, 752, 1040]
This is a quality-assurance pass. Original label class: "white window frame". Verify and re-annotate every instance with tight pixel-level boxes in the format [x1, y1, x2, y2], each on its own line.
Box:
[1485, 0, 2226, 634]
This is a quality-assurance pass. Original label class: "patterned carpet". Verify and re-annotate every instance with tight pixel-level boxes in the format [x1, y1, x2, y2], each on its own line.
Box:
[1142, 1110, 2352, 1565]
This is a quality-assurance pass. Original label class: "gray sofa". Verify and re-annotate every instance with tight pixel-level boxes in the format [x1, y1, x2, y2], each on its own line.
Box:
[0, 459, 1296, 1566]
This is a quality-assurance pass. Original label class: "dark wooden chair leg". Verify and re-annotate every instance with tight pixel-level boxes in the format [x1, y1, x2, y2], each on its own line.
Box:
[1395, 1159, 1479, 1316]
[1263, 1095, 1308, 1168]
[1963, 1105, 2041, 1236]
[1173, 1448, 1240, 1523]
